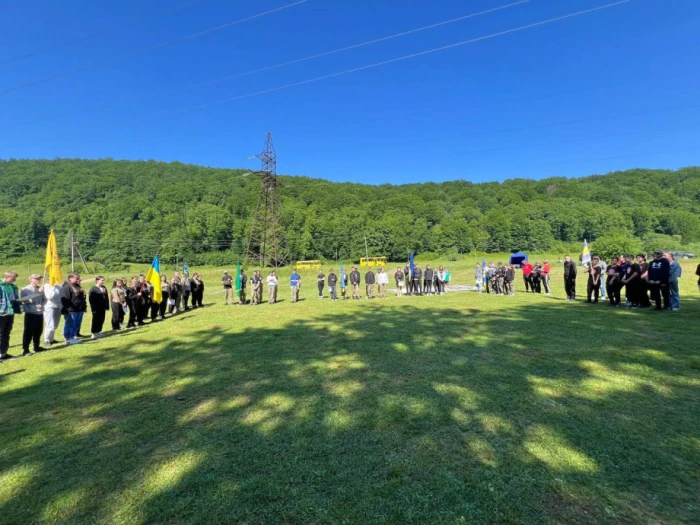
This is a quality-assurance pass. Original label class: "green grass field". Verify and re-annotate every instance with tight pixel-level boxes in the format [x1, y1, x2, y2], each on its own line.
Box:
[1, 260, 699, 524]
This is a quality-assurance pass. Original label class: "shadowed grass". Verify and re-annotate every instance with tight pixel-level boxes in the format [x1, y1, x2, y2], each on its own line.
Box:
[0, 261, 698, 524]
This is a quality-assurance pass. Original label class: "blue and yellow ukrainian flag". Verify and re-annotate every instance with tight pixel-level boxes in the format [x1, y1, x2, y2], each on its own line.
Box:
[145, 255, 163, 303]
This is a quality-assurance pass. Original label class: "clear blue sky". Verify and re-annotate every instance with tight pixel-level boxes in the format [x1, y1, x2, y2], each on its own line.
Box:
[1, 0, 698, 184]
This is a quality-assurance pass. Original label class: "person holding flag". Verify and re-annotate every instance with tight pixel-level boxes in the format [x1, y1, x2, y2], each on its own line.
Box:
[339, 262, 348, 300]
[43, 230, 63, 346]
[234, 263, 243, 305]
[139, 255, 162, 324]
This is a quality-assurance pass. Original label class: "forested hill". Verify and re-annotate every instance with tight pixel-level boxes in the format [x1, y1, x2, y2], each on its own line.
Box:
[1, 158, 699, 264]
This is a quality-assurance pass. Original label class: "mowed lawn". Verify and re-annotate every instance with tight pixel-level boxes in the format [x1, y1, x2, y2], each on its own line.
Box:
[0, 260, 699, 524]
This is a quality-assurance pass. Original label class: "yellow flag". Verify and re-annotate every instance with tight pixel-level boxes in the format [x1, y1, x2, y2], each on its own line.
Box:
[44, 230, 63, 286]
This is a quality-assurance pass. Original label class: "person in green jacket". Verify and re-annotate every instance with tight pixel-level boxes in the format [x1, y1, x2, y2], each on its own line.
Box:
[0, 271, 21, 362]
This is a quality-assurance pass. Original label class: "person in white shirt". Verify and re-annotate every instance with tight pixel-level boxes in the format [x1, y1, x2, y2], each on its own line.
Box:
[376, 267, 389, 298]
[42, 280, 62, 346]
[266, 271, 278, 304]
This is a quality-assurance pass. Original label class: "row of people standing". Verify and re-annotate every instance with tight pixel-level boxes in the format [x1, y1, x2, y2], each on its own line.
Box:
[222, 265, 452, 304]
[0, 270, 209, 363]
[475, 263, 518, 295]
[581, 250, 683, 311]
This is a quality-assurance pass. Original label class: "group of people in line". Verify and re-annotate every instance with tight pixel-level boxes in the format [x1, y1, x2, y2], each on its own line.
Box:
[564, 249, 687, 311]
[222, 265, 453, 304]
[0, 270, 207, 363]
[2, 253, 696, 364]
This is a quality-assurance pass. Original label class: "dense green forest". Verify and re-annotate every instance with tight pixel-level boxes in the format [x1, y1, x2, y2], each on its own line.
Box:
[1, 159, 699, 265]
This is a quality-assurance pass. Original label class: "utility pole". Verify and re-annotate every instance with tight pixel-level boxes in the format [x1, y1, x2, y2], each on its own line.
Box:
[364, 235, 370, 262]
[246, 133, 286, 268]
[71, 231, 75, 273]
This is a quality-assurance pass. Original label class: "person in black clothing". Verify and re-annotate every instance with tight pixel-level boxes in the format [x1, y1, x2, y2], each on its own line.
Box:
[585, 256, 602, 303]
[159, 274, 170, 319]
[181, 275, 192, 311]
[328, 269, 338, 301]
[605, 257, 622, 307]
[168, 275, 180, 314]
[191, 273, 205, 307]
[531, 262, 542, 294]
[696, 263, 700, 292]
[636, 254, 651, 307]
[237, 270, 247, 305]
[60, 273, 88, 343]
[647, 250, 671, 310]
[88, 276, 109, 338]
[110, 279, 127, 331]
[496, 263, 506, 295]
[317, 270, 325, 299]
[350, 267, 361, 299]
[423, 265, 434, 295]
[148, 281, 160, 322]
[395, 267, 405, 297]
[403, 265, 411, 296]
[136, 274, 150, 325]
[365, 269, 376, 299]
[621, 255, 640, 307]
[504, 264, 515, 296]
[563, 255, 577, 300]
[126, 278, 139, 328]
[412, 266, 422, 296]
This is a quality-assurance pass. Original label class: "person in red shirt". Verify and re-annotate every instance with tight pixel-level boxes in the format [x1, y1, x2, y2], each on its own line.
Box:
[541, 259, 552, 295]
[521, 260, 533, 292]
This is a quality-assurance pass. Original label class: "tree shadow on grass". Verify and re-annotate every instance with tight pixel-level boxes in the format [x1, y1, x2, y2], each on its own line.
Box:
[0, 298, 698, 524]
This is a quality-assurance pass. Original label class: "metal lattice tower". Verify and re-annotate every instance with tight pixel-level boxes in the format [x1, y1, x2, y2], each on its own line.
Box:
[246, 133, 286, 268]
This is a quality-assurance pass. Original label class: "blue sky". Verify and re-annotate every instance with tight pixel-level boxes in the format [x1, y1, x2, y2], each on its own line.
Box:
[1, 0, 698, 184]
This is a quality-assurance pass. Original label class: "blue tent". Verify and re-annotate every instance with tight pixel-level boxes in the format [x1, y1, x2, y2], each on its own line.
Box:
[509, 251, 528, 267]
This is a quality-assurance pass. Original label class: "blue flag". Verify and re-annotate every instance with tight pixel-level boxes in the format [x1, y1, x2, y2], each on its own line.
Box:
[482, 257, 487, 285]
[339, 261, 346, 289]
[409, 252, 415, 278]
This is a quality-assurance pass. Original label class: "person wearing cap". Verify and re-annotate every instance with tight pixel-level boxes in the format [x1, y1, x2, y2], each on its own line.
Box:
[222, 271, 233, 305]
[585, 256, 602, 303]
[0, 271, 21, 362]
[21, 274, 46, 356]
[648, 250, 671, 311]
[42, 275, 63, 346]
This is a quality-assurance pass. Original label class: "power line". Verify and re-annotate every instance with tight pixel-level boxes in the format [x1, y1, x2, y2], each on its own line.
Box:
[0, 0, 212, 66]
[136, 0, 633, 121]
[0, 0, 309, 96]
[164, 0, 531, 94]
[0, 0, 529, 131]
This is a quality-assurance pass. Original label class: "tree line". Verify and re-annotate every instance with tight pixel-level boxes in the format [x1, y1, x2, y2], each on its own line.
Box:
[1, 158, 698, 266]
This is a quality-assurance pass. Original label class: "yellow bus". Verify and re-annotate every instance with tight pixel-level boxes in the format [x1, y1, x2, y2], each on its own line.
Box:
[360, 257, 387, 267]
[296, 260, 322, 270]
